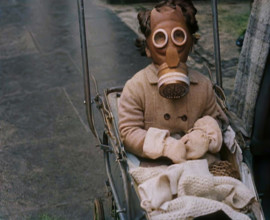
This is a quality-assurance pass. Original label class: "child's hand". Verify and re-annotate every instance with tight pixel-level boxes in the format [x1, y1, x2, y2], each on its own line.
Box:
[180, 115, 223, 159]
[163, 137, 187, 163]
[143, 127, 187, 163]
[181, 130, 209, 159]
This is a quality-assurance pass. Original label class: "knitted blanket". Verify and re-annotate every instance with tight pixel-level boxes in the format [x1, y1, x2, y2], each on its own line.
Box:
[130, 159, 255, 220]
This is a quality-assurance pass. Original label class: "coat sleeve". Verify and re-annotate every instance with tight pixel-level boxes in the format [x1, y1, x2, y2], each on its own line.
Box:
[118, 79, 147, 157]
[201, 79, 229, 128]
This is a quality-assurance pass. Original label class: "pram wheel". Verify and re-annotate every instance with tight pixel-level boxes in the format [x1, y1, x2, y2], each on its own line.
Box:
[94, 198, 105, 220]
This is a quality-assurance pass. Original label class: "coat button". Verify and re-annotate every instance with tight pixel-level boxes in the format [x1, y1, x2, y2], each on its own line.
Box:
[164, 113, 170, 120]
[179, 115, 188, 121]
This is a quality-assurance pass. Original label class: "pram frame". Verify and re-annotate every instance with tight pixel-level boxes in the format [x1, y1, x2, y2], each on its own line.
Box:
[77, 0, 265, 219]
[77, 0, 140, 217]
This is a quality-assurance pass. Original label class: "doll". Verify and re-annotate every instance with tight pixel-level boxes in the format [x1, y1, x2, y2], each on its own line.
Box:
[118, 0, 228, 163]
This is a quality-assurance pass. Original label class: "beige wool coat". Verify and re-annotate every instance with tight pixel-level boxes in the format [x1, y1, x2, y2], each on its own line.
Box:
[118, 63, 228, 157]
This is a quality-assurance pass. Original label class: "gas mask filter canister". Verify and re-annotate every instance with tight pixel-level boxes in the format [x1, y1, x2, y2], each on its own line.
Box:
[158, 62, 190, 99]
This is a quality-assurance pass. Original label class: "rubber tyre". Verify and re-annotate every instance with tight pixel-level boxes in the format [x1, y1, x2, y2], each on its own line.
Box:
[94, 198, 105, 220]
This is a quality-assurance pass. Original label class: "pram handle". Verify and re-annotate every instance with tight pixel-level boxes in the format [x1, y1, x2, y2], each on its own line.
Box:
[77, 0, 99, 139]
[211, 0, 223, 88]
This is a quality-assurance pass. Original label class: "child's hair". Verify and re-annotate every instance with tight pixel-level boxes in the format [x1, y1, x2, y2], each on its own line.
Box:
[135, 0, 199, 56]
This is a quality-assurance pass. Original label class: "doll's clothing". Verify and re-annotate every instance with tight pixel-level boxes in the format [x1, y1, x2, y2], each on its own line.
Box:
[118, 63, 228, 158]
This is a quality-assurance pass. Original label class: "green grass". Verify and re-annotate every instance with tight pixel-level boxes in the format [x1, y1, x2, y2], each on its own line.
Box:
[218, 8, 250, 37]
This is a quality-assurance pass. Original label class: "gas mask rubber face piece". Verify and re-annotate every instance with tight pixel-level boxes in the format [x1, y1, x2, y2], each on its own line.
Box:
[146, 6, 193, 99]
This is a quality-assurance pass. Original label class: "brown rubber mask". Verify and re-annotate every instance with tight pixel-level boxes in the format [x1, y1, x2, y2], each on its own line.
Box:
[146, 6, 193, 99]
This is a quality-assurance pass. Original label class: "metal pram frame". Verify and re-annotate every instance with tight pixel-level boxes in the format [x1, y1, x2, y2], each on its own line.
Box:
[76, 0, 265, 219]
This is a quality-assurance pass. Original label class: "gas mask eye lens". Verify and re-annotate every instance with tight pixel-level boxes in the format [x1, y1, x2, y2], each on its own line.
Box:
[152, 29, 168, 48]
[171, 27, 187, 46]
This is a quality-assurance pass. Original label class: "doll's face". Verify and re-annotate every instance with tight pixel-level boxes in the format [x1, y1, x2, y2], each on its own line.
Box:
[146, 6, 193, 66]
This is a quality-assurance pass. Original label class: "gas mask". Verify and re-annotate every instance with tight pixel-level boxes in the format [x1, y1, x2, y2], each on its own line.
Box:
[146, 6, 193, 99]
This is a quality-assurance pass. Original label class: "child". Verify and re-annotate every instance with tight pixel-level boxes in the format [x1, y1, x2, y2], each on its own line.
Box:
[118, 0, 228, 164]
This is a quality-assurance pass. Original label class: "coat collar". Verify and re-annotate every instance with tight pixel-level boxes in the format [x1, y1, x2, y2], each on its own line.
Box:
[146, 63, 199, 85]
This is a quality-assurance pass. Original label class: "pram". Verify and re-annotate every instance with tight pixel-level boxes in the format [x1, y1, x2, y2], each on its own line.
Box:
[77, 0, 265, 219]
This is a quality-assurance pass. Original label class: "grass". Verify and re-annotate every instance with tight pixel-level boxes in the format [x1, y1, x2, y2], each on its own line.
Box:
[218, 7, 250, 37]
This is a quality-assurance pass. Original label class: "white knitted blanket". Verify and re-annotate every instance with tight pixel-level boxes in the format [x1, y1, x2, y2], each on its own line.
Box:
[130, 159, 255, 220]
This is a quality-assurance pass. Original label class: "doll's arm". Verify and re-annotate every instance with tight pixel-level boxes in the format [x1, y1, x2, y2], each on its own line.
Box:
[118, 80, 147, 157]
[187, 81, 225, 158]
